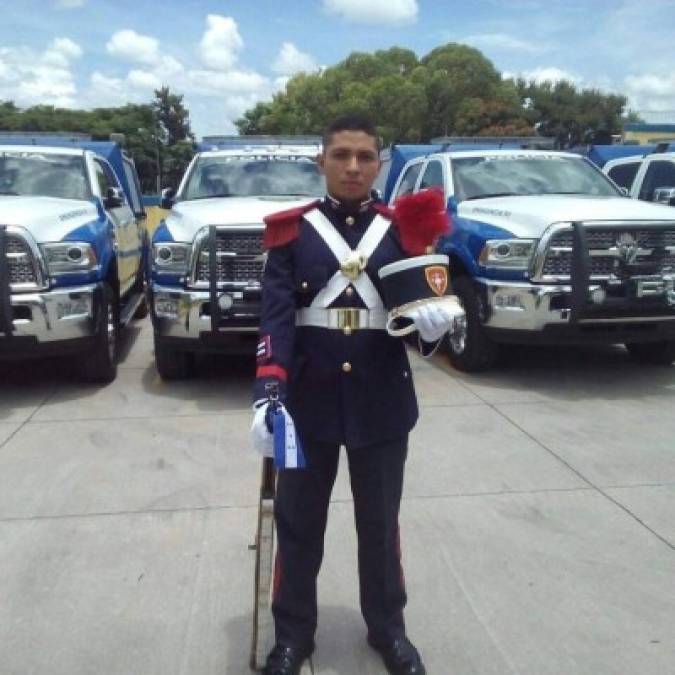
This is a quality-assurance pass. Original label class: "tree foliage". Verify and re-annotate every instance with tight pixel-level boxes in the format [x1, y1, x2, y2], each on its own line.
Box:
[0, 88, 195, 192]
[513, 78, 627, 147]
[236, 42, 629, 147]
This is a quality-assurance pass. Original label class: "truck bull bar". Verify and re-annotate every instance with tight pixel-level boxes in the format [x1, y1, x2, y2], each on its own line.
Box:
[569, 221, 591, 324]
[0, 225, 14, 336]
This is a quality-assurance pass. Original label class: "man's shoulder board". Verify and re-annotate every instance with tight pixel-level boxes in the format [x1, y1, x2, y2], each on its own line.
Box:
[263, 200, 321, 249]
[372, 203, 395, 221]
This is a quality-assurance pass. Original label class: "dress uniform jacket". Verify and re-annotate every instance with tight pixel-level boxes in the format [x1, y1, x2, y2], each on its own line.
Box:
[255, 195, 418, 449]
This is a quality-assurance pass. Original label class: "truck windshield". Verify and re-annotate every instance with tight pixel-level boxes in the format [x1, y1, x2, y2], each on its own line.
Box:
[0, 151, 89, 201]
[451, 155, 620, 202]
[181, 156, 325, 200]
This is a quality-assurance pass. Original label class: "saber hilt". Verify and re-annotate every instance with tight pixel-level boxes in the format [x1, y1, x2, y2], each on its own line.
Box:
[264, 382, 280, 433]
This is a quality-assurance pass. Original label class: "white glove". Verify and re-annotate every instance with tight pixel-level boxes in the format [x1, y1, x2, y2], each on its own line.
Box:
[411, 299, 465, 342]
[251, 400, 277, 457]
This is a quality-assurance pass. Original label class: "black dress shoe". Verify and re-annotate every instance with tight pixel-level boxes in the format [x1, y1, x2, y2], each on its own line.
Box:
[262, 643, 312, 675]
[367, 635, 426, 675]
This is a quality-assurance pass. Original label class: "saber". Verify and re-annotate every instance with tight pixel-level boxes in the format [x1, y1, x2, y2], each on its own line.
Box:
[249, 383, 279, 671]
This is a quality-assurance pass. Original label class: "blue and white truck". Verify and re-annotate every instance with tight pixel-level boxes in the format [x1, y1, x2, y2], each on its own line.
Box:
[380, 144, 675, 371]
[149, 136, 324, 379]
[0, 135, 148, 382]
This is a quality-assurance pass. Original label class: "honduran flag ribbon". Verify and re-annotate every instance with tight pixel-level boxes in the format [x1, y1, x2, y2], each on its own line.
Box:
[271, 406, 306, 470]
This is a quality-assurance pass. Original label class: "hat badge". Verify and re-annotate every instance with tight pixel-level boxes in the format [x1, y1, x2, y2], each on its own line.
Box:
[425, 266, 448, 296]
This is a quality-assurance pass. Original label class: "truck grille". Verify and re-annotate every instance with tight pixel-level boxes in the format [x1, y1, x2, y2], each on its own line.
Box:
[194, 229, 264, 285]
[539, 225, 675, 281]
[5, 232, 40, 287]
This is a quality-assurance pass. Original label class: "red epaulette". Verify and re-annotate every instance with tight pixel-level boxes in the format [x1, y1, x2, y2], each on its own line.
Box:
[263, 200, 321, 250]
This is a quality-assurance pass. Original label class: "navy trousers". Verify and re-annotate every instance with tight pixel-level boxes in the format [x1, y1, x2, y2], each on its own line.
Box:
[272, 435, 408, 651]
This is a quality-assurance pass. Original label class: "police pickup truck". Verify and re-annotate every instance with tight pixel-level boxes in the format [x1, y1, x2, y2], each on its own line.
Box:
[0, 136, 148, 382]
[603, 145, 675, 208]
[150, 136, 325, 379]
[381, 145, 675, 371]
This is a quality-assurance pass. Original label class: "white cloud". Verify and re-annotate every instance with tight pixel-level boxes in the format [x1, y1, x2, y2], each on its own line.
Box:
[273, 42, 318, 76]
[127, 69, 162, 90]
[323, 0, 417, 25]
[55, 0, 86, 8]
[0, 44, 79, 107]
[107, 29, 160, 65]
[43, 37, 83, 67]
[624, 73, 675, 114]
[199, 15, 243, 71]
[519, 66, 579, 85]
[462, 33, 541, 53]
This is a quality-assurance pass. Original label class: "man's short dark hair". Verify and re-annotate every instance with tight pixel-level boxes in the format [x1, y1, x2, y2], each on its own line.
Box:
[322, 115, 382, 152]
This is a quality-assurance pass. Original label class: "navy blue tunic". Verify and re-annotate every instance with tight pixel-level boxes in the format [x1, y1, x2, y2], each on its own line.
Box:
[255, 197, 418, 449]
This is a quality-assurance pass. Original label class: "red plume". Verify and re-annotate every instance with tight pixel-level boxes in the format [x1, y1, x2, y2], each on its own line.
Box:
[393, 188, 450, 256]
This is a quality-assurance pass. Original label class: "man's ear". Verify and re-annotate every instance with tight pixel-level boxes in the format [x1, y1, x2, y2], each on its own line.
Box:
[316, 152, 325, 175]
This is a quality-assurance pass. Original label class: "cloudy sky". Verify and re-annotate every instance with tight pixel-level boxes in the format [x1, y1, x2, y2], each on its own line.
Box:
[2, 0, 675, 137]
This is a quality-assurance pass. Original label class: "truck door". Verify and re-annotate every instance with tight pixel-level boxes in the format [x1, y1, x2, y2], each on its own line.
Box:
[636, 158, 675, 203]
[606, 160, 641, 193]
[93, 157, 136, 295]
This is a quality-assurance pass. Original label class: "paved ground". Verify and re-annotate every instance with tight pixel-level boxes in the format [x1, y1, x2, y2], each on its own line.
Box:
[1, 317, 674, 675]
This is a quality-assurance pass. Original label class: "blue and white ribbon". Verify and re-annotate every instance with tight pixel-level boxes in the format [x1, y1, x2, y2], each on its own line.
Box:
[272, 406, 306, 470]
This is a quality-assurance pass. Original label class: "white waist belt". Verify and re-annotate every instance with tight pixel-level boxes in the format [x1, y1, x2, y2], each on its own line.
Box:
[296, 307, 388, 330]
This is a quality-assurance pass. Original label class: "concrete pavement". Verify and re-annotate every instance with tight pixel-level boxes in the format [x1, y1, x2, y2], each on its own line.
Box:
[1, 319, 674, 674]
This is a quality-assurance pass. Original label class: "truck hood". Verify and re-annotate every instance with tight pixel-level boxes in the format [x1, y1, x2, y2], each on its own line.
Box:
[165, 195, 317, 241]
[0, 195, 99, 242]
[458, 195, 675, 238]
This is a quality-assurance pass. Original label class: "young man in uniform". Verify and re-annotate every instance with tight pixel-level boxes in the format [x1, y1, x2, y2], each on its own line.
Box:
[252, 116, 454, 675]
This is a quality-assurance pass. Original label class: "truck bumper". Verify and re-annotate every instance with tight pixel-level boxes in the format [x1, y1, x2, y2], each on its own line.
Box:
[150, 283, 259, 351]
[478, 277, 675, 344]
[0, 284, 100, 358]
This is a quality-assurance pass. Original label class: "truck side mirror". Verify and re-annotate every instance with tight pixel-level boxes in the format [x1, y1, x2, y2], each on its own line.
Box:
[160, 187, 176, 210]
[653, 187, 675, 205]
[103, 186, 124, 209]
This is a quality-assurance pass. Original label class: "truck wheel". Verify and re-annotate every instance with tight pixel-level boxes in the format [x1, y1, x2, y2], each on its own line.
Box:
[625, 340, 675, 365]
[446, 275, 499, 372]
[154, 334, 195, 380]
[81, 283, 119, 383]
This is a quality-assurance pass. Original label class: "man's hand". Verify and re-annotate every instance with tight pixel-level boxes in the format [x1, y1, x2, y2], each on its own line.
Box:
[251, 399, 276, 457]
[411, 299, 465, 342]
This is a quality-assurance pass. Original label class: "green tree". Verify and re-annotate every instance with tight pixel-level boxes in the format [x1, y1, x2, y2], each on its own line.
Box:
[236, 42, 529, 143]
[514, 78, 627, 147]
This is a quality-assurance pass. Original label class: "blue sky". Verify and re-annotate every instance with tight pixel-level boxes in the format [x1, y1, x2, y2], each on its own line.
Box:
[2, 0, 675, 137]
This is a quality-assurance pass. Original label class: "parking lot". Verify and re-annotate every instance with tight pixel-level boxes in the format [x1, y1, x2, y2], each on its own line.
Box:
[1, 318, 674, 675]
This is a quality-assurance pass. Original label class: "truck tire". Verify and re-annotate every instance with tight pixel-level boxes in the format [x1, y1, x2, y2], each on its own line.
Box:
[80, 282, 119, 383]
[625, 340, 675, 365]
[446, 275, 499, 372]
[154, 334, 195, 380]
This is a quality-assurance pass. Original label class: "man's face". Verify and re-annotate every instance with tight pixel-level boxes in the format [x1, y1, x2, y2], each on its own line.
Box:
[317, 130, 381, 203]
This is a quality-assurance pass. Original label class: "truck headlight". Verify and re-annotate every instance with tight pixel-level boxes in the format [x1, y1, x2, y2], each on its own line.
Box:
[41, 242, 98, 274]
[479, 239, 537, 269]
[153, 243, 190, 274]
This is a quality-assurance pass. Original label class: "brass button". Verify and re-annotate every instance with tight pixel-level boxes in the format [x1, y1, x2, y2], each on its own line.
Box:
[343, 327, 352, 336]
[301, 281, 309, 290]
[345, 216, 355, 226]
[345, 286, 354, 297]
[342, 361, 352, 373]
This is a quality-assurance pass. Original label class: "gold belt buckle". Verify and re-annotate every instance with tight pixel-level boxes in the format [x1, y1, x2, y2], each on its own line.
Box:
[337, 308, 361, 330]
